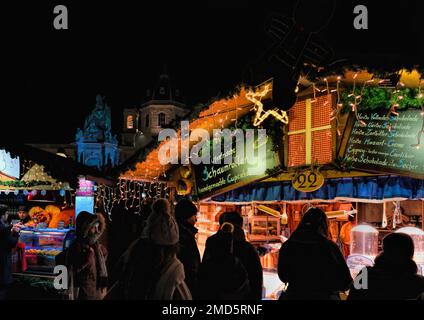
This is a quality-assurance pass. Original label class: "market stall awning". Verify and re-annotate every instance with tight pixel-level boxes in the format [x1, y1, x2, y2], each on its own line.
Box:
[119, 87, 262, 181]
[211, 176, 424, 203]
[0, 143, 115, 188]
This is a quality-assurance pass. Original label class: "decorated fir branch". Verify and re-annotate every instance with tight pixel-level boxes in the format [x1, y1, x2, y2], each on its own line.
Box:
[0, 180, 52, 187]
[341, 87, 424, 113]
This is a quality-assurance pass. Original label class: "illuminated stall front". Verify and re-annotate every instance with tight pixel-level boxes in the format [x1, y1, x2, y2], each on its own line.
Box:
[0, 144, 114, 283]
[115, 68, 424, 300]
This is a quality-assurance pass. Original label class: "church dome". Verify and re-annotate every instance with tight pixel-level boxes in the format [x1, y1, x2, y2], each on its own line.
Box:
[143, 67, 185, 107]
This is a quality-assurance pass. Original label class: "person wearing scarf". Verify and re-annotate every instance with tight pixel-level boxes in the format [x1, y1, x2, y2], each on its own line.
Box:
[65, 211, 108, 300]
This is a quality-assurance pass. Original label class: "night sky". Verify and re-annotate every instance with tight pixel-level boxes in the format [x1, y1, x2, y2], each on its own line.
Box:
[3, 0, 422, 144]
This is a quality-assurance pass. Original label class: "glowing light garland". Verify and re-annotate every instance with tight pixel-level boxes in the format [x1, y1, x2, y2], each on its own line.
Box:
[95, 179, 171, 219]
[246, 84, 289, 127]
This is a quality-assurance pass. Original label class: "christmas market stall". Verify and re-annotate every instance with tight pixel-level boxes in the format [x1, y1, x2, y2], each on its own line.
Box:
[113, 83, 288, 298]
[207, 69, 424, 291]
[113, 67, 423, 300]
[0, 143, 114, 286]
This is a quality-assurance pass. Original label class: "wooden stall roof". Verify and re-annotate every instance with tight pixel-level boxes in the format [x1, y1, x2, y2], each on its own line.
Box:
[120, 68, 422, 181]
[121, 85, 271, 181]
[0, 143, 115, 188]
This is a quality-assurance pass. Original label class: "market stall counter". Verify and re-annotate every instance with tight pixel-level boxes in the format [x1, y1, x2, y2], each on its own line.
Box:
[19, 227, 75, 274]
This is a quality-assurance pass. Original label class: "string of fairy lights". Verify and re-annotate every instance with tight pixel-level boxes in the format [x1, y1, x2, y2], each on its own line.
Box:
[310, 72, 424, 149]
[91, 71, 424, 212]
[95, 179, 171, 219]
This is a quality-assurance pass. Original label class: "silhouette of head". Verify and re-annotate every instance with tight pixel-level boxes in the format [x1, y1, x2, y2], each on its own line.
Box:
[382, 233, 414, 260]
[219, 211, 243, 228]
[296, 207, 329, 239]
[174, 199, 197, 224]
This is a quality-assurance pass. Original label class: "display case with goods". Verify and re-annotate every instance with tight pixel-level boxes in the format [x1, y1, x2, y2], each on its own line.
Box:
[19, 227, 75, 274]
[346, 224, 379, 278]
[11, 203, 76, 275]
[248, 216, 281, 242]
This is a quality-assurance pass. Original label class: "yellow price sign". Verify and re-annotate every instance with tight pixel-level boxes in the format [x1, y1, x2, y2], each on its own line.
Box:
[292, 169, 325, 193]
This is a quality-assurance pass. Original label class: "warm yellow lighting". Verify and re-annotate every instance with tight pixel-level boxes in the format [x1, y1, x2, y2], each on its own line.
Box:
[246, 84, 289, 127]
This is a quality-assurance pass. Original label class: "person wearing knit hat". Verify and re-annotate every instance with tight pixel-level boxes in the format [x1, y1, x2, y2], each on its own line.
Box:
[111, 199, 192, 300]
[348, 232, 424, 300]
[174, 199, 201, 298]
[142, 198, 179, 245]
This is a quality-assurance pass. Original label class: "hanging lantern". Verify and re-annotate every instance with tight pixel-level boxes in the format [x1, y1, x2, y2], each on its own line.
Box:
[32, 190, 37, 196]
[41, 190, 47, 196]
[14, 190, 19, 195]
[4, 190, 10, 195]
[60, 189, 66, 197]
[23, 190, 29, 196]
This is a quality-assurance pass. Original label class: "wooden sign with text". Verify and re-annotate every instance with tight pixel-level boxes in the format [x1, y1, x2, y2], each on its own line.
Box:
[340, 109, 424, 178]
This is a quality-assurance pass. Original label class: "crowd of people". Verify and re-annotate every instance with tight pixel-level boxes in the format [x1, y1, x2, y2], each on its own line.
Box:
[1, 200, 424, 300]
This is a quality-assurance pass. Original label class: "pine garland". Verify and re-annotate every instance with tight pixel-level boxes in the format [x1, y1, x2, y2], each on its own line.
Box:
[341, 87, 424, 113]
[0, 180, 51, 188]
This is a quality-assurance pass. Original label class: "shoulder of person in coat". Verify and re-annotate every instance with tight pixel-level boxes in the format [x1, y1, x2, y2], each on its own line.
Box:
[0, 221, 19, 249]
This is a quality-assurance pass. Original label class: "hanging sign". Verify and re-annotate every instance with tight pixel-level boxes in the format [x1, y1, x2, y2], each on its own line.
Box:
[292, 168, 325, 192]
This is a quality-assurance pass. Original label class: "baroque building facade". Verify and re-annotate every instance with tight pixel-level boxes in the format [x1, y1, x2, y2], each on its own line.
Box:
[30, 69, 189, 169]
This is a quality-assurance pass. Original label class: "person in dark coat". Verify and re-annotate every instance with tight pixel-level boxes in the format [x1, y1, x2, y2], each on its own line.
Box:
[174, 199, 201, 298]
[198, 222, 250, 300]
[348, 232, 424, 300]
[278, 207, 352, 300]
[111, 198, 191, 300]
[62, 211, 108, 300]
[203, 211, 263, 300]
[0, 205, 19, 300]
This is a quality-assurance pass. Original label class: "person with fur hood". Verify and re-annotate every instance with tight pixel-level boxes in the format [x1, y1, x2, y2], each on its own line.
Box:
[110, 198, 191, 300]
[59, 211, 108, 300]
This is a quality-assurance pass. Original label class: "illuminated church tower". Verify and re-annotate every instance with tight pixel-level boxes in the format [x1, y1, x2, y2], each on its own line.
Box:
[76, 95, 119, 170]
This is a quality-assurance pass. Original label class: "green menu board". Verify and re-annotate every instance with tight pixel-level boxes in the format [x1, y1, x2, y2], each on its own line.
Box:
[343, 109, 424, 178]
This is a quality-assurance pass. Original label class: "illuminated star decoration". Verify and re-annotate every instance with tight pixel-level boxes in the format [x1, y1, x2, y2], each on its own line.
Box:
[246, 83, 289, 127]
